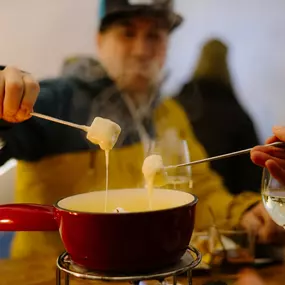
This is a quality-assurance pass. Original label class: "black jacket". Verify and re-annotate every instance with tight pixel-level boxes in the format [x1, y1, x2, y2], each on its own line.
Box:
[176, 78, 262, 194]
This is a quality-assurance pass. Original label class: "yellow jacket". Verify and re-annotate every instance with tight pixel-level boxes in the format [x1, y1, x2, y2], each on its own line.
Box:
[11, 98, 260, 258]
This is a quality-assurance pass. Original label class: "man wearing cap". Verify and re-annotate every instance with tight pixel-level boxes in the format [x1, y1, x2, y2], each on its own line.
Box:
[0, 0, 282, 258]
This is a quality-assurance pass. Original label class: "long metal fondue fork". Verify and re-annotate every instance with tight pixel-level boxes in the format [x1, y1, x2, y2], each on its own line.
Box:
[165, 141, 284, 169]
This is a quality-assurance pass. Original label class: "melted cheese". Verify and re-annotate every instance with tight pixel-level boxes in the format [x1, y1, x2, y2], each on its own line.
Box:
[86, 117, 121, 212]
[113, 207, 127, 213]
[142, 154, 168, 209]
[142, 155, 168, 187]
[86, 117, 121, 151]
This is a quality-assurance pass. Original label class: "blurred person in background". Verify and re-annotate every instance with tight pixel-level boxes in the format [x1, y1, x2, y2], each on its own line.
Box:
[176, 39, 262, 195]
[0, 0, 282, 259]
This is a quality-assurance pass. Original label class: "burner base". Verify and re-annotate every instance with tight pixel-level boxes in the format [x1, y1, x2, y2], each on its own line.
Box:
[56, 246, 201, 285]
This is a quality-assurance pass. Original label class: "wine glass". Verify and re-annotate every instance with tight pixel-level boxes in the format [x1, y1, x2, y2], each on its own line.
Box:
[147, 135, 193, 192]
[144, 135, 193, 284]
[261, 167, 285, 228]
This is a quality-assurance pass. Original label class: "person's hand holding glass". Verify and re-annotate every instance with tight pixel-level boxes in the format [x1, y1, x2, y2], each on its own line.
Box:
[250, 126, 285, 242]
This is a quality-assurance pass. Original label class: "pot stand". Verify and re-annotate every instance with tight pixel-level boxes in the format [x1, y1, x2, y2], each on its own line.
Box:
[56, 246, 201, 285]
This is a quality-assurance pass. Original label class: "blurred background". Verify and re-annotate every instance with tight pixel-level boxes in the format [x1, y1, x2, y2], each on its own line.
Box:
[0, 0, 285, 257]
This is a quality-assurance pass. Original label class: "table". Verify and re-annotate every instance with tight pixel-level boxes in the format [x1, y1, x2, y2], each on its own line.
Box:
[0, 255, 284, 285]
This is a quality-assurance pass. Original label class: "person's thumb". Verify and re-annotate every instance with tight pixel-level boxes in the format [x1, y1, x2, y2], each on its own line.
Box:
[266, 159, 285, 185]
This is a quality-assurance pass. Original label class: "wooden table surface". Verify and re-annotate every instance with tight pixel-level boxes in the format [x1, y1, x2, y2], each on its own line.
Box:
[0, 255, 284, 285]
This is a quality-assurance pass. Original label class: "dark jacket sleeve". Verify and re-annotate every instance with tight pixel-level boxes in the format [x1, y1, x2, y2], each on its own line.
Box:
[0, 77, 74, 165]
[231, 111, 262, 192]
[176, 79, 262, 194]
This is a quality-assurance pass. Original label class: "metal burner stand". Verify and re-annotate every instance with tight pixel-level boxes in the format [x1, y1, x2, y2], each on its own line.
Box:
[56, 246, 201, 285]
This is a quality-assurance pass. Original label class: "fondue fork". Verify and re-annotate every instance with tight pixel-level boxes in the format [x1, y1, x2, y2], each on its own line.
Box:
[31, 112, 89, 132]
[164, 141, 285, 170]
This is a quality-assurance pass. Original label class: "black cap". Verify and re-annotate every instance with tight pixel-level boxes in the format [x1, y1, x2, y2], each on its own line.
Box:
[98, 0, 183, 32]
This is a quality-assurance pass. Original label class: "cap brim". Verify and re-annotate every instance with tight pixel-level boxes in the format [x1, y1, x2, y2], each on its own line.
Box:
[100, 7, 183, 32]
[171, 14, 183, 30]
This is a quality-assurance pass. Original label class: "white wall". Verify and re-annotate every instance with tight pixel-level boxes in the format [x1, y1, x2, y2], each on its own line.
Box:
[0, 0, 284, 141]
[164, 0, 285, 143]
[0, 0, 97, 79]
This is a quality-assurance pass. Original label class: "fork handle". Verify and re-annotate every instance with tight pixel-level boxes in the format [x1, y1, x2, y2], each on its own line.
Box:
[165, 141, 285, 169]
[31, 112, 89, 132]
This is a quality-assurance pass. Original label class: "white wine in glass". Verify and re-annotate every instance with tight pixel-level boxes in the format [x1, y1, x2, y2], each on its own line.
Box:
[262, 167, 285, 228]
[147, 136, 192, 192]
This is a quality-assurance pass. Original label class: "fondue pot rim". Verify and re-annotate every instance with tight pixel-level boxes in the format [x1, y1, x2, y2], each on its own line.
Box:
[53, 188, 198, 216]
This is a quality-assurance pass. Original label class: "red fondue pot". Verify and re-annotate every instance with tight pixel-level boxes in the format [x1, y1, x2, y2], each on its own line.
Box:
[0, 188, 197, 273]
